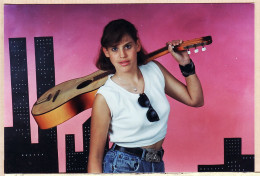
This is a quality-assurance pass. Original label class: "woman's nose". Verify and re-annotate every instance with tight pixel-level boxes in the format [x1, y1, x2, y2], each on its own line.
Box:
[119, 49, 126, 58]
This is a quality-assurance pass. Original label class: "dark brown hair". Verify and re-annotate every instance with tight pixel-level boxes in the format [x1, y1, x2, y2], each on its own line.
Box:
[96, 19, 148, 71]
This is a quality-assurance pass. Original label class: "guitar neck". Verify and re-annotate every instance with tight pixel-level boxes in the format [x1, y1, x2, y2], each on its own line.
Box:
[146, 46, 169, 63]
[146, 36, 212, 63]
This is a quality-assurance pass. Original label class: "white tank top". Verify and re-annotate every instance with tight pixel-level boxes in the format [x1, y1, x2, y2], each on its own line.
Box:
[97, 61, 170, 147]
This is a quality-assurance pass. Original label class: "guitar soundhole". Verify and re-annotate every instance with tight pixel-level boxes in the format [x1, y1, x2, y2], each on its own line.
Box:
[77, 80, 93, 89]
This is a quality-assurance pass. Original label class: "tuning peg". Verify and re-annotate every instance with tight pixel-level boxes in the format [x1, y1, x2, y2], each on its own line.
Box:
[194, 48, 199, 53]
[202, 46, 206, 51]
[187, 50, 191, 55]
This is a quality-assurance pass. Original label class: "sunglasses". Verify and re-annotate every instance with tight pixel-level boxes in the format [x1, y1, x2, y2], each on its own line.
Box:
[138, 93, 160, 122]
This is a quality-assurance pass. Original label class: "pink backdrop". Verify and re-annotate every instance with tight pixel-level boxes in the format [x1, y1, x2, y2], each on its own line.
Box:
[4, 3, 254, 172]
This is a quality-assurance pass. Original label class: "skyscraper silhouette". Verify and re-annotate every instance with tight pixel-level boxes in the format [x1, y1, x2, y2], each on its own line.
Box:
[66, 118, 91, 173]
[198, 138, 254, 172]
[66, 117, 109, 173]
[4, 37, 58, 173]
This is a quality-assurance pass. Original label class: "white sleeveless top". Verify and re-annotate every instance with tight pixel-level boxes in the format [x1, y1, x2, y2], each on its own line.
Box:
[97, 61, 170, 147]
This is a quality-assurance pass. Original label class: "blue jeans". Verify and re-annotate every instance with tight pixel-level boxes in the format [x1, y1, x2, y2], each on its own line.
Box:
[103, 145, 165, 173]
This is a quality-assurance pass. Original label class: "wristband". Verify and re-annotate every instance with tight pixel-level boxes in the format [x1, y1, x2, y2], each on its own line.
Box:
[179, 59, 195, 77]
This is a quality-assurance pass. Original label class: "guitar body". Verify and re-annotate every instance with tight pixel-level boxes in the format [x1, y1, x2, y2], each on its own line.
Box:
[33, 90, 97, 129]
[32, 69, 109, 129]
[32, 36, 212, 129]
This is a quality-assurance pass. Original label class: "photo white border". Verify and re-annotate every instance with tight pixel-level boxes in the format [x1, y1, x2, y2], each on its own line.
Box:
[0, 0, 259, 175]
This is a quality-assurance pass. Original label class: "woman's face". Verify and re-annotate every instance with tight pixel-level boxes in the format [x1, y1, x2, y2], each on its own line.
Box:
[102, 34, 141, 73]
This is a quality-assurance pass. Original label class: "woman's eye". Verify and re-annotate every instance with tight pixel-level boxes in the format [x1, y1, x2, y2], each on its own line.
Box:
[111, 47, 118, 52]
[125, 44, 132, 49]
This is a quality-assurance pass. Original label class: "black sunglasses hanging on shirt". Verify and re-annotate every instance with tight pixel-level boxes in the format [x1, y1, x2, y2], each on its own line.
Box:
[138, 93, 160, 122]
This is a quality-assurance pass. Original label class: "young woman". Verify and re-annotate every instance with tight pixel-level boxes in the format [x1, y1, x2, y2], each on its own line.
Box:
[88, 19, 204, 173]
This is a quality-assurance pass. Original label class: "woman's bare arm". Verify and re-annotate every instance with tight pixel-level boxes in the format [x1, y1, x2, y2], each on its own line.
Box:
[154, 39, 204, 107]
[88, 94, 111, 173]
[155, 61, 204, 107]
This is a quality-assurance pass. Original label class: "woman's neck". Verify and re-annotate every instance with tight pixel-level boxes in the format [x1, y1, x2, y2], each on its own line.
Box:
[113, 67, 144, 93]
[115, 67, 140, 82]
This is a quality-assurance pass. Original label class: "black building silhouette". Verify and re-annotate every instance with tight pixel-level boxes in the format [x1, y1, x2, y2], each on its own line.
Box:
[34, 37, 58, 146]
[4, 37, 58, 173]
[66, 119, 91, 173]
[198, 138, 254, 172]
[66, 118, 109, 173]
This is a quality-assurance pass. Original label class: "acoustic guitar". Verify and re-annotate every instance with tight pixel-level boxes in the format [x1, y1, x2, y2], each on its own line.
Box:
[31, 36, 212, 129]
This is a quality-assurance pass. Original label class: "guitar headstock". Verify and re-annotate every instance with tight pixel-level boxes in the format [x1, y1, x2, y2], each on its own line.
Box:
[174, 36, 212, 54]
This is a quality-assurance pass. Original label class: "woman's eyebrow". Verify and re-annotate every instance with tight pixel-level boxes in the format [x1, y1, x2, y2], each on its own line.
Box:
[123, 42, 133, 46]
[110, 41, 132, 48]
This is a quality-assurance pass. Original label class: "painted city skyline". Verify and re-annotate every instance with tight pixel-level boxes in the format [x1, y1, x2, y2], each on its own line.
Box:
[4, 4, 254, 172]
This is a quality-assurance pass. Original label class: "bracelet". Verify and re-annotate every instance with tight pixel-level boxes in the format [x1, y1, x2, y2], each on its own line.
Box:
[179, 59, 195, 77]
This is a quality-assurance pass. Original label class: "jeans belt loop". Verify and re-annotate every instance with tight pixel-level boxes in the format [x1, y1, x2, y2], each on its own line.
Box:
[141, 148, 146, 161]
[111, 143, 117, 150]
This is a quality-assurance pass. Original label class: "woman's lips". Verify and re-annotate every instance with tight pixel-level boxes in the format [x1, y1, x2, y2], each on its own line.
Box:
[119, 60, 130, 66]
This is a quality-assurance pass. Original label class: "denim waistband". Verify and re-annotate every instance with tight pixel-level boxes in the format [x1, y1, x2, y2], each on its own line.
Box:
[111, 144, 164, 162]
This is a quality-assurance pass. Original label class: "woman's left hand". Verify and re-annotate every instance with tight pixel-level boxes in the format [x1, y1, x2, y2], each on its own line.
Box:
[167, 40, 190, 66]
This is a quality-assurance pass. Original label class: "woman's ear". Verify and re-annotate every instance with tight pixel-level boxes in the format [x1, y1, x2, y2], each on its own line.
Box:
[136, 39, 141, 52]
[102, 47, 110, 58]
